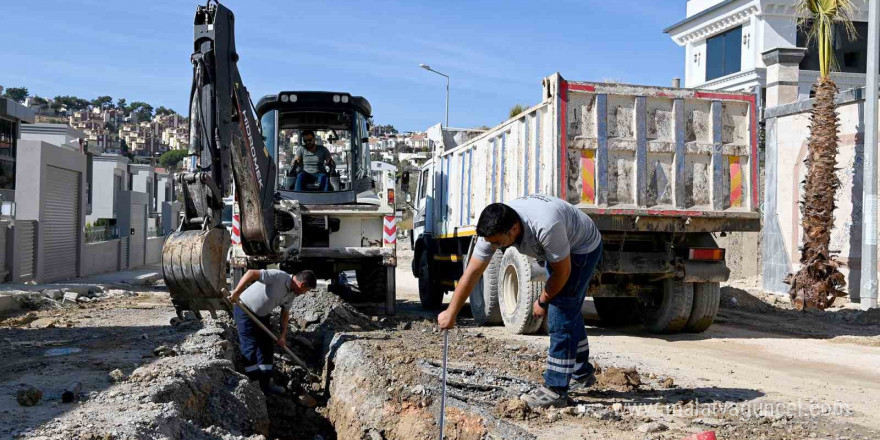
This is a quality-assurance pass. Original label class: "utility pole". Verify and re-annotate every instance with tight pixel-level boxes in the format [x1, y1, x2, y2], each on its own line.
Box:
[419, 64, 450, 128]
[861, 0, 880, 309]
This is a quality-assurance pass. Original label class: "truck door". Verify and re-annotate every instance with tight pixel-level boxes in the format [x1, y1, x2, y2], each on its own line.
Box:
[413, 162, 433, 238]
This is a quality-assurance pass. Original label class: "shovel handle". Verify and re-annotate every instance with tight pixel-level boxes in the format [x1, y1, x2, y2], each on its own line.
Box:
[222, 288, 310, 370]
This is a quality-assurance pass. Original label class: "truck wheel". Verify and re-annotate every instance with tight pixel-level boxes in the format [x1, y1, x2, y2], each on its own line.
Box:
[384, 266, 396, 316]
[638, 278, 693, 333]
[498, 248, 544, 335]
[470, 250, 503, 325]
[418, 248, 444, 310]
[356, 263, 388, 302]
[683, 282, 720, 333]
[593, 298, 637, 327]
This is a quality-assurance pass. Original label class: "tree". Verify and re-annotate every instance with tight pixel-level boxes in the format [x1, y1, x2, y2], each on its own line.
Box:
[155, 106, 175, 116]
[508, 104, 526, 119]
[3, 87, 29, 103]
[91, 96, 113, 108]
[785, 0, 855, 310]
[54, 95, 90, 111]
[116, 98, 127, 111]
[159, 149, 189, 171]
[128, 101, 154, 121]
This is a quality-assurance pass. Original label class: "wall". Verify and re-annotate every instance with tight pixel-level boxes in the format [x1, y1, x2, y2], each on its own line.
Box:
[87, 156, 129, 223]
[16, 140, 88, 282]
[763, 87, 872, 298]
[146, 236, 164, 265]
[83, 239, 120, 276]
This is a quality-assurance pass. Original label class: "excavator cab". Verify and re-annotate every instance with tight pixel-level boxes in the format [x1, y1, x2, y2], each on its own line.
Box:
[256, 92, 374, 205]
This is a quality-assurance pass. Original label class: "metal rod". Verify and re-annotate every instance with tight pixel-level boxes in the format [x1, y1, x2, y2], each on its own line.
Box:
[222, 289, 310, 369]
[439, 330, 449, 440]
[861, 0, 880, 310]
[445, 76, 450, 129]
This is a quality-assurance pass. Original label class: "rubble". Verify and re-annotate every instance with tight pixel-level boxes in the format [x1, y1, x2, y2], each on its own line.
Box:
[637, 422, 668, 433]
[17, 386, 42, 406]
[109, 369, 126, 383]
[597, 367, 642, 391]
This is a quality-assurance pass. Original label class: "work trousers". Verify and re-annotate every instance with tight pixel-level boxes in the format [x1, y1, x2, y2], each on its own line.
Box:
[234, 305, 274, 388]
[543, 242, 603, 392]
[294, 171, 329, 191]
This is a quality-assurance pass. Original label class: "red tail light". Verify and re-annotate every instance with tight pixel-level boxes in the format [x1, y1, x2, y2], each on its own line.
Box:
[688, 248, 725, 261]
[387, 189, 395, 205]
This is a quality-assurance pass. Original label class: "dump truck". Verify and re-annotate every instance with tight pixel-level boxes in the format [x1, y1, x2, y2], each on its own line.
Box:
[410, 73, 760, 334]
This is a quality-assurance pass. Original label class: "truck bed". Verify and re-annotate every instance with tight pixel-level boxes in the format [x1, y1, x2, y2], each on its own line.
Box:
[434, 73, 759, 235]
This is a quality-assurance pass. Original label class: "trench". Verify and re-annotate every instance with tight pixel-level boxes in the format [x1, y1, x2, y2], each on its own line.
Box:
[206, 291, 538, 440]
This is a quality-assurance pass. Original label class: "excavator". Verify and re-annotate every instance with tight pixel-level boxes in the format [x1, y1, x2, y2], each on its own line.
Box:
[163, 0, 397, 319]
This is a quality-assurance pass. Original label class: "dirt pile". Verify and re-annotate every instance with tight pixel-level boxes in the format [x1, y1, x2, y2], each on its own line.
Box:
[27, 318, 271, 440]
[596, 367, 642, 392]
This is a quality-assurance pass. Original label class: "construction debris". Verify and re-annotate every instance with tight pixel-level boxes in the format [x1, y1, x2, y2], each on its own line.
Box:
[16, 386, 42, 407]
[596, 367, 642, 392]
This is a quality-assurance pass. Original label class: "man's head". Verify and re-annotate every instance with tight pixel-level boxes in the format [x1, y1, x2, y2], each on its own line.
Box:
[301, 130, 317, 151]
[291, 270, 318, 294]
[476, 203, 522, 250]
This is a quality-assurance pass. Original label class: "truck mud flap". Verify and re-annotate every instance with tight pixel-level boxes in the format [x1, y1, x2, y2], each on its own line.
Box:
[682, 261, 730, 283]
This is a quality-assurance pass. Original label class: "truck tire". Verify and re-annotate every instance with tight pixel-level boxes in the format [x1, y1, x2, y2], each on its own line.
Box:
[418, 247, 444, 310]
[498, 248, 544, 335]
[683, 282, 720, 333]
[470, 250, 503, 325]
[593, 298, 637, 327]
[356, 263, 387, 302]
[638, 278, 693, 333]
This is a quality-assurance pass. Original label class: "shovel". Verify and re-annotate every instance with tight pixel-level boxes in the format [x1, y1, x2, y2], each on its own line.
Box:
[222, 288, 309, 370]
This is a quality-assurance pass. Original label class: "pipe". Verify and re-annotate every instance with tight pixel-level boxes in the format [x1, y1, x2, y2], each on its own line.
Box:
[861, 0, 880, 310]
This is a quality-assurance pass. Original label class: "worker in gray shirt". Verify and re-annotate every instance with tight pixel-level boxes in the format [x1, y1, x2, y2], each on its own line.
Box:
[293, 130, 335, 191]
[438, 195, 602, 409]
[229, 268, 317, 394]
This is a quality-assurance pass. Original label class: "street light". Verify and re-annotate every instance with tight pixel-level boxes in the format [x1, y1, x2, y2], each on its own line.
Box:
[419, 63, 449, 128]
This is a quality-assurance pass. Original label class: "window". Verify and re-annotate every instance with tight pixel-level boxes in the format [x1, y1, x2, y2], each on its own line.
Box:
[798, 21, 869, 74]
[417, 168, 429, 201]
[706, 26, 742, 81]
[0, 118, 16, 190]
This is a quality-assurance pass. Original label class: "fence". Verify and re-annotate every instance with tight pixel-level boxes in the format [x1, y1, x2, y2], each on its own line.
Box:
[85, 225, 120, 244]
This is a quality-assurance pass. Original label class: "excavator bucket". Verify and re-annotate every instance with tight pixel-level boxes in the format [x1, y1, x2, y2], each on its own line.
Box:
[162, 227, 231, 318]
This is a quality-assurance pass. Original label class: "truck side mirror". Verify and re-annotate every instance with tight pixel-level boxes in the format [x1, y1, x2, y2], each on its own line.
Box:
[401, 171, 410, 193]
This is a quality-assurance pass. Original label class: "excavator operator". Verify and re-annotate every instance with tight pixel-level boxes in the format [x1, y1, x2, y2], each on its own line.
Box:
[293, 130, 335, 192]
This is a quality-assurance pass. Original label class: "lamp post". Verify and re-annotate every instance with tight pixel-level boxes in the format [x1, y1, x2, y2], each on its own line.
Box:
[861, 0, 880, 309]
[419, 63, 449, 128]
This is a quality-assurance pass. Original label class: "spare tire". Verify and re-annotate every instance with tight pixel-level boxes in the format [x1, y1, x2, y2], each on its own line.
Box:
[684, 282, 720, 333]
[356, 262, 387, 302]
[638, 278, 693, 334]
[498, 248, 544, 335]
[470, 250, 503, 325]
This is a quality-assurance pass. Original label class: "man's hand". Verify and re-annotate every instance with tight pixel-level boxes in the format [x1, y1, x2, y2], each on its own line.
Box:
[533, 300, 547, 318]
[277, 333, 287, 347]
[437, 309, 456, 330]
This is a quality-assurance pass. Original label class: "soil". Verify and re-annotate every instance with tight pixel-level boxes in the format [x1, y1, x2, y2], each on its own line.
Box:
[0, 252, 877, 440]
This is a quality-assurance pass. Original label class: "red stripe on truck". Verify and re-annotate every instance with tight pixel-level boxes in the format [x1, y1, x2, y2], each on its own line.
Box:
[568, 83, 596, 92]
[559, 80, 568, 200]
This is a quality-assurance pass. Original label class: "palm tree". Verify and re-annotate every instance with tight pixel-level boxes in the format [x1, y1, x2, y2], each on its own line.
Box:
[785, 0, 856, 310]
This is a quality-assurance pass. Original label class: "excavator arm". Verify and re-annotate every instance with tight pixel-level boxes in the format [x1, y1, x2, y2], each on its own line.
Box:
[163, 0, 277, 317]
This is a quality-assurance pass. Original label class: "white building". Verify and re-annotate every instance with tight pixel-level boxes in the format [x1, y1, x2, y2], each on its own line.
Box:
[665, 0, 871, 100]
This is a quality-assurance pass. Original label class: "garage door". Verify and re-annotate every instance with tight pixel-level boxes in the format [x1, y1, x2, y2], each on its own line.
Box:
[129, 204, 146, 268]
[42, 166, 80, 282]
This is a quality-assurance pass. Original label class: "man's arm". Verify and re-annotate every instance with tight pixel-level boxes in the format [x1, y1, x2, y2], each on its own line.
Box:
[532, 255, 571, 318]
[278, 308, 290, 347]
[437, 256, 491, 329]
[229, 269, 260, 303]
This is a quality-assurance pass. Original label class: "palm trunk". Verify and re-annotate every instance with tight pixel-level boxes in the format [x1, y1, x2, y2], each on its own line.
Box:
[785, 77, 847, 310]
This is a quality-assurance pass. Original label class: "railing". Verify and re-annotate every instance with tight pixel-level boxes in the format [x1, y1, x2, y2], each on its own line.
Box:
[85, 226, 119, 244]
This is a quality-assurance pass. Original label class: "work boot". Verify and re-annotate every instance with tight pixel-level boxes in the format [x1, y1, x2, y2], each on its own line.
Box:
[521, 386, 568, 409]
[259, 377, 286, 395]
[569, 371, 598, 392]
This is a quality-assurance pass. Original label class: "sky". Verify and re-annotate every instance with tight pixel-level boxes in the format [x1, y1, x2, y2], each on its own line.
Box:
[1, 0, 685, 132]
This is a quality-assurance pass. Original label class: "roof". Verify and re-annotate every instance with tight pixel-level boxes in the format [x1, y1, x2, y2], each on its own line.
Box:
[0, 98, 35, 123]
[663, 0, 737, 34]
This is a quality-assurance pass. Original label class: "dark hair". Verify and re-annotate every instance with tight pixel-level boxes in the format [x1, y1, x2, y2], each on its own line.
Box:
[301, 130, 315, 138]
[295, 270, 318, 289]
[476, 203, 520, 237]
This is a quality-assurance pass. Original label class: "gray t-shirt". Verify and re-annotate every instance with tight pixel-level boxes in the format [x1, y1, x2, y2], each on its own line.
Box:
[296, 145, 331, 174]
[239, 269, 295, 317]
[472, 195, 601, 263]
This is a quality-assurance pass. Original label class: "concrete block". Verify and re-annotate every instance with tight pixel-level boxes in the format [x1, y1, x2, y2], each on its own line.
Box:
[62, 287, 91, 296]
[42, 289, 64, 301]
[62, 291, 80, 305]
[132, 273, 161, 286]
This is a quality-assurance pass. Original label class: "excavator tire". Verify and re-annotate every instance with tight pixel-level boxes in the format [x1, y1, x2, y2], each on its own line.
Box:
[162, 227, 231, 315]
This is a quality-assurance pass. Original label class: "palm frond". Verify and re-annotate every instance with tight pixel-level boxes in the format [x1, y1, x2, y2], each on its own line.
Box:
[795, 0, 858, 78]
